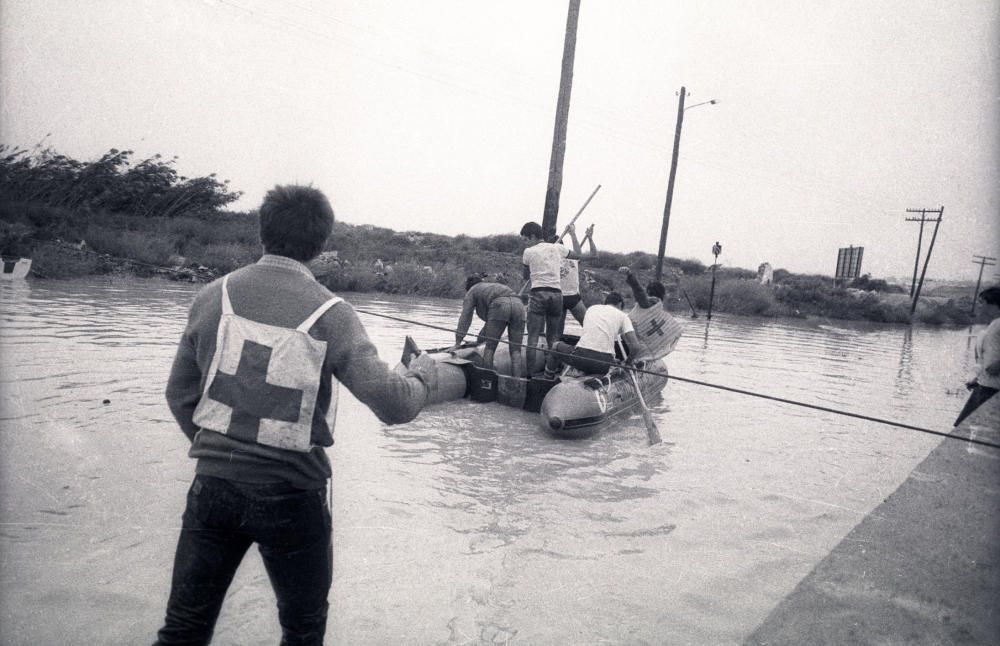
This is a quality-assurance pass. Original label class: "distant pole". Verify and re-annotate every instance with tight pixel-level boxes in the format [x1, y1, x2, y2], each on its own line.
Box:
[970, 255, 998, 316]
[541, 0, 582, 241]
[905, 208, 931, 297]
[909, 206, 943, 319]
[655, 87, 687, 282]
[707, 241, 722, 320]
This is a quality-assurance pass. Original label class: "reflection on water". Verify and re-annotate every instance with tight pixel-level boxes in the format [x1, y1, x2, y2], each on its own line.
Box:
[0, 277, 984, 645]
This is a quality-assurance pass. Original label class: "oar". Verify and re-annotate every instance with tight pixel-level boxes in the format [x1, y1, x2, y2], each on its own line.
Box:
[618, 339, 662, 446]
[680, 288, 698, 318]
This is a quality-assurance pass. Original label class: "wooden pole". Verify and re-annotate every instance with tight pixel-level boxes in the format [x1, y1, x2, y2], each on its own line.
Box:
[909, 207, 943, 319]
[655, 86, 687, 282]
[541, 0, 582, 241]
[970, 255, 998, 316]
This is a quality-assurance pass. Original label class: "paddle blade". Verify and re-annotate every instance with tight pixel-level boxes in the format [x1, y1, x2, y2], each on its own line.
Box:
[642, 407, 662, 445]
[401, 335, 420, 368]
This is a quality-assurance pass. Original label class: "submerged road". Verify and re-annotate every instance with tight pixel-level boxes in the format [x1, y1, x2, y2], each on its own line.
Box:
[745, 396, 1000, 645]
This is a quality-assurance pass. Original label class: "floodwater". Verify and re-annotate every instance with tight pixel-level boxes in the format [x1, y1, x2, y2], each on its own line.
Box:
[0, 277, 980, 645]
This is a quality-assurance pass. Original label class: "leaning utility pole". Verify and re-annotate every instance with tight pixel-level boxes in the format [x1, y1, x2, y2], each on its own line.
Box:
[654, 86, 687, 282]
[541, 0, 582, 241]
[908, 206, 943, 318]
[905, 208, 934, 297]
[970, 254, 997, 316]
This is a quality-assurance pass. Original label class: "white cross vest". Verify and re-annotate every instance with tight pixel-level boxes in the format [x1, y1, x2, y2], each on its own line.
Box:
[192, 274, 343, 452]
[628, 301, 683, 360]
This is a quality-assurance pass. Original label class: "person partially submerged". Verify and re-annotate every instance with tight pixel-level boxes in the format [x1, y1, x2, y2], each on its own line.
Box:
[449, 275, 526, 377]
[619, 266, 684, 360]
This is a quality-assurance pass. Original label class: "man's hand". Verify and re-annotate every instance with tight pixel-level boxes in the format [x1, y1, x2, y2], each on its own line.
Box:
[409, 352, 439, 391]
[966, 379, 978, 391]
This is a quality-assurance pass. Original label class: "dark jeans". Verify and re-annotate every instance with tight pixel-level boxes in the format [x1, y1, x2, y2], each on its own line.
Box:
[155, 475, 332, 646]
[553, 341, 614, 375]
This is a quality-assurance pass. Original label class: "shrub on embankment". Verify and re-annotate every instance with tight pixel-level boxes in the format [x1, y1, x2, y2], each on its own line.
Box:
[0, 145, 979, 324]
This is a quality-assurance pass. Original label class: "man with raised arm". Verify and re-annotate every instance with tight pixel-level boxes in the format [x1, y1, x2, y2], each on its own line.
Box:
[519, 221, 581, 379]
[155, 185, 437, 646]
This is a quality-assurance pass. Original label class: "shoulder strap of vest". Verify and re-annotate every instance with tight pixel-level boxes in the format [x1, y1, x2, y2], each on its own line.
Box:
[297, 296, 344, 332]
[220, 274, 234, 315]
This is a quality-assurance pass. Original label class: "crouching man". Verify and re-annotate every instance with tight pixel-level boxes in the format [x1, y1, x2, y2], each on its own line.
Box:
[552, 291, 641, 376]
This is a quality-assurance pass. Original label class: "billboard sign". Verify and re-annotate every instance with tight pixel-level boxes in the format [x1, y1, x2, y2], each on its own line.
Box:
[835, 246, 864, 281]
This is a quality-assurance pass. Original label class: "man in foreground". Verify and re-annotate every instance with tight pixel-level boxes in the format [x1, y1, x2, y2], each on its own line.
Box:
[155, 185, 437, 645]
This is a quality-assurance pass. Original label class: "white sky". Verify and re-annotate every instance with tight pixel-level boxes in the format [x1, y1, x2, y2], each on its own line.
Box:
[2, 0, 998, 280]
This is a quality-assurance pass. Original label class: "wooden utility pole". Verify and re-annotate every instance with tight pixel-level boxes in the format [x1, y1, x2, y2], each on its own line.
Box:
[541, 0, 582, 241]
[655, 87, 687, 282]
[970, 255, 997, 316]
[908, 206, 943, 318]
[904, 208, 933, 297]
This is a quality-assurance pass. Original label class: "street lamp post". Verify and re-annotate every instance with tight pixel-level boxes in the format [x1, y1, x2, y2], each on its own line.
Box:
[654, 87, 717, 282]
[707, 241, 722, 320]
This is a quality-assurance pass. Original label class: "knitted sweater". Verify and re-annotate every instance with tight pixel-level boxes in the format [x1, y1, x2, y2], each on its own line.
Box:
[165, 255, 429, 489]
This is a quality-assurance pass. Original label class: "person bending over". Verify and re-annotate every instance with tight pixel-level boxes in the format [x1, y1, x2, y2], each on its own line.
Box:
[155, 185, 437, 646]
[552, 291, 642, 376]
[449, 275, 526, 377]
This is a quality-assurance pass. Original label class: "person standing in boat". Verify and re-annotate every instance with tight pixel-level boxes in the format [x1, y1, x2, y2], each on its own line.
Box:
[155, 185, 438, 646]
[954, 285, 1000, 427]
[519, 221, 581, 379]
[552, 291, 643, 377]
[448, 275, 526, 378]
[558, 223, 588, 330]
[619, 266, 684, 360]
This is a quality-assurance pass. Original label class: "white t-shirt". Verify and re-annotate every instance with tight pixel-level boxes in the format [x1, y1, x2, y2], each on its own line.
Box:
[522, 242, 569, 290]
[576, 304, 635, 355]
[560, 258, 580, 296]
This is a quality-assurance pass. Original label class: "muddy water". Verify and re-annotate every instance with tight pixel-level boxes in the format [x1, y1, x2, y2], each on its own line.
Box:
[0, 277, 978, 645]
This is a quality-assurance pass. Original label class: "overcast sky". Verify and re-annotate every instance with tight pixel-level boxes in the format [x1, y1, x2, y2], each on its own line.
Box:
[2, 0, 997, 280]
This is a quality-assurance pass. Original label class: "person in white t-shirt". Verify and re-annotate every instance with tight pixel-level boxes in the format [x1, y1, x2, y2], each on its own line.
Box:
[520, 221, 580, 378]
[558, 223, 588, 329]
[552, 292, 642, 376]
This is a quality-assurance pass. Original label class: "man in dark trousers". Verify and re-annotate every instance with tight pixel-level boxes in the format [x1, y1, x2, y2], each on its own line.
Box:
[155, 185, 437, 645]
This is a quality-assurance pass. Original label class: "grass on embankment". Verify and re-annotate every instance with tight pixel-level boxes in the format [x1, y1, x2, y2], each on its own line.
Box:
[0, 198, 980, 326]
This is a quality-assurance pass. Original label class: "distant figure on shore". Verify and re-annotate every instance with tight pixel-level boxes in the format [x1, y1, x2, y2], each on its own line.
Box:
[448, 274, 526, 377]
[954, 285, 1000, 427]
[155, 185, 437, 645]
[519, 221, 580, 379]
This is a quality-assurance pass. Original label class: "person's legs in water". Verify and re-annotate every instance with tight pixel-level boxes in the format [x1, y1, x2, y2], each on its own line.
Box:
[155, 477, 254, 646]
[257, 488, 332, 646]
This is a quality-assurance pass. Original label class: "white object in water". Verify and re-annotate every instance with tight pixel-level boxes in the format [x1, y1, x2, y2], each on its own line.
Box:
[1, 258, 32, 280]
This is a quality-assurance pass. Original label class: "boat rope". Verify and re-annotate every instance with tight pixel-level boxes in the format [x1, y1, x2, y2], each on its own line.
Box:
[354, 308, 1000, 451]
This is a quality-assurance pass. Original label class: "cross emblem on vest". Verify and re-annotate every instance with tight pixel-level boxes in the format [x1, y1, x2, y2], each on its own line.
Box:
[207, 339, 305, 442]
[646, 318, 667, 337]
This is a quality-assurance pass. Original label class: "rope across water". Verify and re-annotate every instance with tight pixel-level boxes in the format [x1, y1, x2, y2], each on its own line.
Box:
[354, 307, 1000, 451]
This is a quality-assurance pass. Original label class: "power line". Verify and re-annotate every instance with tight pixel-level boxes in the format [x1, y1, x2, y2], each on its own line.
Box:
[354, 307, 999, 450]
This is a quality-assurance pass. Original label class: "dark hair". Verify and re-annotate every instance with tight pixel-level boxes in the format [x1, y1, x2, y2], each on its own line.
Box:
[465, 275, 483, 291]
[979, 285, 1000, 306]
[258, 185, 334, 262]
[604, 291, 624, 307]
[646, 281, 666, 300]
[519, 222, 544, 240]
